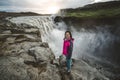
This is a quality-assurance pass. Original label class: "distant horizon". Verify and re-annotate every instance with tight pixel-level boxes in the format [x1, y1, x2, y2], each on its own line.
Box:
[0, 0, 114, 14]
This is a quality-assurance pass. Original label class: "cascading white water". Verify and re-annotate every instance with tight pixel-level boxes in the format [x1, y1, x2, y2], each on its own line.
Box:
[10, 16, 54, 37]
[10, 16, 68, 58]
[8, 16, 120, 79]
[9, 16, 119, 66]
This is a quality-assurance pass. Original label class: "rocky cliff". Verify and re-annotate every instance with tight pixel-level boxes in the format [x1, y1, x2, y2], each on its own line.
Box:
[0, 14, 59, 80]
[55, 1, 120, 28]
[0, 12, 118, 80]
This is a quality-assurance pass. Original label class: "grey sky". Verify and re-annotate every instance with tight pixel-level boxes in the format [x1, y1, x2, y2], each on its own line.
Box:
[0, 0, 114, 14]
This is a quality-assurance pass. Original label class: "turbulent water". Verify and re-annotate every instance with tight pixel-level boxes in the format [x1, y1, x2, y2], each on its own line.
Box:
[9, 16, 120, 68]
[9, 16, 67, 58]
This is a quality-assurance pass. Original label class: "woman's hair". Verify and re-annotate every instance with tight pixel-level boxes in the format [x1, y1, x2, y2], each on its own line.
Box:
[64, 31, 72, 39]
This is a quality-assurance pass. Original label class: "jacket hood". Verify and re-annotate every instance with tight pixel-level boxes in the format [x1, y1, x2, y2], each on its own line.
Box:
[64, 38, 74, 41]
[71, 38, 74, 41]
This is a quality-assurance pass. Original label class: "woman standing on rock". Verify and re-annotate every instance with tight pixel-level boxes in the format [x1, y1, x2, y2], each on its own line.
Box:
[62, 31, 74, 73]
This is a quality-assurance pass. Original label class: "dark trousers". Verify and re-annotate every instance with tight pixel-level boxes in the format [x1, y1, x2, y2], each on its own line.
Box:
[66, 56, 72, 71]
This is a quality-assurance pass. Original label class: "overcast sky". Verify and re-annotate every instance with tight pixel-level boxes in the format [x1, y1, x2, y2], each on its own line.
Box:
[0, 0, 114, 14]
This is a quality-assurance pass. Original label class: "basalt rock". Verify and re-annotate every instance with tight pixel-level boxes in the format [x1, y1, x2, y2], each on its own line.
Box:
[0, 13, 112, 80]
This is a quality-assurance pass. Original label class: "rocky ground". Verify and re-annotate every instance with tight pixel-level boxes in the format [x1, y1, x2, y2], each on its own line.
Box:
[0, 12, 116, 80]
[0, 16, 60, 80]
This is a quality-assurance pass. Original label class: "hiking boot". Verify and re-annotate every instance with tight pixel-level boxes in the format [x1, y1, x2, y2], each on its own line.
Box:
[67, 69, 71, 73]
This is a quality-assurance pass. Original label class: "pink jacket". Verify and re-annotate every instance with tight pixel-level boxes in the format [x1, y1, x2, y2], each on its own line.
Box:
[62, 38, 74, 56]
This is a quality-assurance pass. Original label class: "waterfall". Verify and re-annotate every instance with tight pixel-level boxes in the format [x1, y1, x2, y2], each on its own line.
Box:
[10, 16, 67, 58]
[9, 16, 120, 66]
[10, 16, 54, 37]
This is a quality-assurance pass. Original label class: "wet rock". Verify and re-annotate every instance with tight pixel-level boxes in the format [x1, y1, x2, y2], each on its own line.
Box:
[2, 30, 11, 34]
[57, 55, 109, 80]
[54, 16, 63, 23]
[40, 42, 49, 48]
[0, 57, 38, 80]
[0, 17, 60, 80]
[28, 46, 55, 62]
[38, 63, 61, 80]
[15, 34, 41, 43]
[0, 14, 112, 80]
